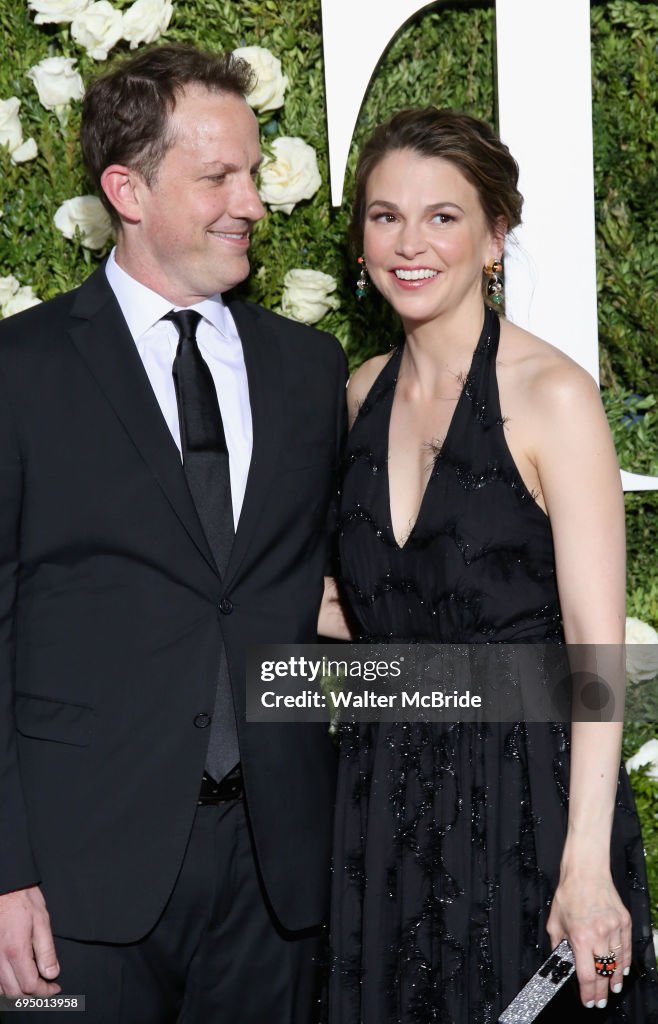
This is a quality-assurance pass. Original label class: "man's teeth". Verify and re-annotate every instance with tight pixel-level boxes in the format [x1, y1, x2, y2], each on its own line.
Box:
[394, 268, 438, 281]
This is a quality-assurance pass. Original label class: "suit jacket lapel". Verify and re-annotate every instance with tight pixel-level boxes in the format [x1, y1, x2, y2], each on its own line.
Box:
[223, 298, 283, 590]
[68, 267, 218, 575]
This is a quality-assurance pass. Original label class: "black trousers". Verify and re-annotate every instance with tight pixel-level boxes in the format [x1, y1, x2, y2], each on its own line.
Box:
[9, 799, 323, 1024]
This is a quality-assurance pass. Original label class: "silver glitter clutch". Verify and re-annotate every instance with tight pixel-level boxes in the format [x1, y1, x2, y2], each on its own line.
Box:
[499, 940, 576, 1023]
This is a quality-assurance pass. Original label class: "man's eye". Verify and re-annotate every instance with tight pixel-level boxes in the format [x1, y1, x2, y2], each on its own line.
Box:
[207, 175, 226, 184]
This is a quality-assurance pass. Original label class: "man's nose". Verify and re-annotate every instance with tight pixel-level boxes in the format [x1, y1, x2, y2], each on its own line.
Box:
[234, 175, 266, 223]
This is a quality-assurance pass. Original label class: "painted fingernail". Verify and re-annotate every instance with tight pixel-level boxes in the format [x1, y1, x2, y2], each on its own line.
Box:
[612, 983, 622, 994]
[597, 999, 608, 1009]
[585, 1001, 595, 1008]
[623, 966, 630, 976]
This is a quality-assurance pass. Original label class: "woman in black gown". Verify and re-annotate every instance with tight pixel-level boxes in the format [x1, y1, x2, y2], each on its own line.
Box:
[320, 109, 658, 1022]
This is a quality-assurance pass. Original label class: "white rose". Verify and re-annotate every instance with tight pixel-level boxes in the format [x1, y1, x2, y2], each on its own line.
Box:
[28, 0, 91, 24]
[0, 276, 20, 307]
[2, 286, 42, 318]
[625, 616, 658, 682]
[122, 0, 173, 49]
[281, 269, 340, 325]
[54, 195, 113, 250]
[0, 99, 37, 164]
[27, 57, 85, 112]
[625, 738, 658, 781]
[232, 46, 288, 113]
[258, 137, 321, 215]
[11, 138, 38, 164]
[0, 97, 24, 154]
[71, 1, 123, 61]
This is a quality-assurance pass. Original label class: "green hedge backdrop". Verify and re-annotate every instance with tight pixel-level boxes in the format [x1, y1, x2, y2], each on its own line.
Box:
[1, 0, 656, 925]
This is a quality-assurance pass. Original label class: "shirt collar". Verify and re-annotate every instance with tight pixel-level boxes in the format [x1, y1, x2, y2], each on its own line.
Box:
[105, 248, 233, 341]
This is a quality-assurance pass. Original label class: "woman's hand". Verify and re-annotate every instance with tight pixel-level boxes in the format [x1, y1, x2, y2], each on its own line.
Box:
[546, 868, 631, 1009]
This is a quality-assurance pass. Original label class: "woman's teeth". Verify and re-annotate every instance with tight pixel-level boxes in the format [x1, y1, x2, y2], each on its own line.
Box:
[394, 268, 438, 281]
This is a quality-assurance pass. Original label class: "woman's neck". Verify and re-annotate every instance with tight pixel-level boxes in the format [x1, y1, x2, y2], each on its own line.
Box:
[399, 301, 487, 391]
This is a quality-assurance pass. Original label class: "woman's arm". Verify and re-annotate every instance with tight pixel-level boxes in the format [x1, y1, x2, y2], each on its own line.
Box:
[318, 575, 353, 640]
[530, 359, 630, 1010]
[317, 356, 392, 640]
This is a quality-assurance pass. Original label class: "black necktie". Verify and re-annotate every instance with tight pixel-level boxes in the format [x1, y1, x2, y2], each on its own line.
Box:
[165, 309, 239, 780]
[166, 309, 234, 575]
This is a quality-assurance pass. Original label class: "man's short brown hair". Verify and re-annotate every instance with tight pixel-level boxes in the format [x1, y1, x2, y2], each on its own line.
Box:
[80, 43, 255, 220]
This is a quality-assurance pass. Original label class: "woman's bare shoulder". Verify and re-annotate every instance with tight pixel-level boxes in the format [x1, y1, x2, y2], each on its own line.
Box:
[346, 352, 395, 425]
[498, 318, 601, 417]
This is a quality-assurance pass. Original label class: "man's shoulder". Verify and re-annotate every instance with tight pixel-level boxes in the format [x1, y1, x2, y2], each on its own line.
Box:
[231, 298, 346, 368]
[0, 272, 98, 356]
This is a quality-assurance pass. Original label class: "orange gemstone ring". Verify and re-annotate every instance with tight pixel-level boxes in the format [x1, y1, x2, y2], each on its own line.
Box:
[594, 951, 617, 977]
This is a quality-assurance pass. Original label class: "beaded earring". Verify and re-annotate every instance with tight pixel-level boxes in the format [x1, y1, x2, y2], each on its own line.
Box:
[484, 258, 504, 305]
[356, 256, 368, 299]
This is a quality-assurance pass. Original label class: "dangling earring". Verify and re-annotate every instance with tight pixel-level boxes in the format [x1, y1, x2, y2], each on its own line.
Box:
[356, 256, 368, 300]
[484, 258, 504, 305]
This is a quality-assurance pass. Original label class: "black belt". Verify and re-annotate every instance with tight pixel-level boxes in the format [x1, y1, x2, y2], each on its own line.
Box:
[198, 766, 243, 806]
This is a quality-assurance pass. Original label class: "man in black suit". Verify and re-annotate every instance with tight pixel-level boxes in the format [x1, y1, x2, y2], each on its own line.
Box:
[0, 43, 346, 1022]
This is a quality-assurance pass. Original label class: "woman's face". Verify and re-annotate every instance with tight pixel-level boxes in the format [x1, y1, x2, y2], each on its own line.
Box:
[362, 148, 502, 328]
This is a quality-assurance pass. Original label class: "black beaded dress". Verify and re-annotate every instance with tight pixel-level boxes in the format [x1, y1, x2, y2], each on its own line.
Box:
[329, 307, 658, 1023]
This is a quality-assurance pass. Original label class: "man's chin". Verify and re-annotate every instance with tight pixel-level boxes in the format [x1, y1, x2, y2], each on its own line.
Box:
[214, 259, 251, 295]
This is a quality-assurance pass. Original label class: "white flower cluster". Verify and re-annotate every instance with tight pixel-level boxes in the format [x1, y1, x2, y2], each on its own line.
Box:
[231, 46, 321, 217]
[626, 738, 658, 781]
[28, 0, 88, 21]
[625, 616, 658, 683]
[54, 195, 114, 250]
[27, 0, 173, 63]
[27, 57, 85, 111]
[233, 46, 288, 113]
[0, 276, 42, 318]
[281, 269, 339, 325]
[258, 136, 321, 215]
[0, 97, 38, 164]
[230, 45, 334, 320]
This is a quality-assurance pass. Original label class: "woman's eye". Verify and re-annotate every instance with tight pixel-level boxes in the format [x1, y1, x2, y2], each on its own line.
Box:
[372, 212, 396, 223]
[432, 212, 454, 224]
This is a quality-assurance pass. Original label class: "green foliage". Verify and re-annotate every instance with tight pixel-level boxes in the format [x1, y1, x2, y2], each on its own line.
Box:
[591, 1, 658, 395]
[606, 391, 658, 479]
[1, 0, 657, 921]
[623, 753, 658, 924]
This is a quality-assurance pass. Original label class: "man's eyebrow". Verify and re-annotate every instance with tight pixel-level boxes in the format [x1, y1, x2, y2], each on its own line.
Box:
[200, 157, 265, 171]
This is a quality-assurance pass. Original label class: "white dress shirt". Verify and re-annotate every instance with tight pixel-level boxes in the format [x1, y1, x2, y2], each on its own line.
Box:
[105, 249, 252, 528]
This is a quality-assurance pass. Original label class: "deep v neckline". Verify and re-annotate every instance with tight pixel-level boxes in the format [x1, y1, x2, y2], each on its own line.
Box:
[385, 312, 491, 551]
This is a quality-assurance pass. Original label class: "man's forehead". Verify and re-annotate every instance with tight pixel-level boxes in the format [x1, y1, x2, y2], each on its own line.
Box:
[170, 84, 250, 117]
[163, 94, 258, 158]
[168, 88, 258, 143]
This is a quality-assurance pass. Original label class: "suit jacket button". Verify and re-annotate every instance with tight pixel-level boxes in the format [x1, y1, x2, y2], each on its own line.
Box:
[194, 712, 211, 728]
[219, 597, 233, 615]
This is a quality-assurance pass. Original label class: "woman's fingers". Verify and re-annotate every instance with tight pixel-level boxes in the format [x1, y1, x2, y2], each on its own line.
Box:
[546, 877, 632, 1008]
[609, 911, 633, 993]
[572, 932, 608, 1008]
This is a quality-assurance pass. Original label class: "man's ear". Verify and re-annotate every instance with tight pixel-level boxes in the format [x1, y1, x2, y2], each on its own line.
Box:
[100, 165, 144, 225]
